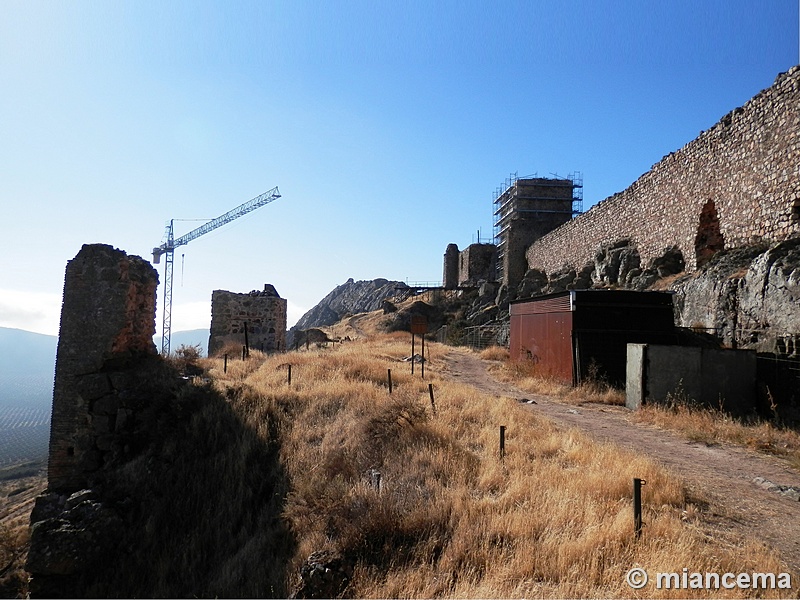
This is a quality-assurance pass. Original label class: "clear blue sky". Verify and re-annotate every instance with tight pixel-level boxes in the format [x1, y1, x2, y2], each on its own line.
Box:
[1, 0, 798, 336]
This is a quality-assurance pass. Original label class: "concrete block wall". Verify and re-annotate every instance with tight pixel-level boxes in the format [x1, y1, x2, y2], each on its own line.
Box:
[626, 343, 757, 416]
[208, 286, 287, 355]
[527, 66, 800, 275]
[48, 244, 159, 492]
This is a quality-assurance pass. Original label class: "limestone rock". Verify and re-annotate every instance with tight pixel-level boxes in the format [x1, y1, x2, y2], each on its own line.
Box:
[516, 269, 547, 299]
[288, 279, 408, 345]
[27, 490, 123, 583]
[670, 240, 800, 351]
[593, 240, 640, 286]
[384, 301, 445, 333]
[291, 550, 353, 599]
[293, 328, 333, 349]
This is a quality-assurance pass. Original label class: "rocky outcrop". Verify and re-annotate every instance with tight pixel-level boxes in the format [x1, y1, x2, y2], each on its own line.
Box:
[288, 279, 409, 345]
[383, 301, 446, 333]
[292, 328, 333, 349]
[672, 238, 800, 351]
[27, 490, 123, 596]
[511, 242, 687, 299]
[290, 550, 353, 599]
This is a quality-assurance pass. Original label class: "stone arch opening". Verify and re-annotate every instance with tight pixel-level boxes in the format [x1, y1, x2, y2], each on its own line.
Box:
[792, 196, 800, 223]
[695, 199, 725, 268]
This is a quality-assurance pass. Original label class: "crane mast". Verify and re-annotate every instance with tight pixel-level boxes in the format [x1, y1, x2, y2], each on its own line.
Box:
[153, 186, 281, 356]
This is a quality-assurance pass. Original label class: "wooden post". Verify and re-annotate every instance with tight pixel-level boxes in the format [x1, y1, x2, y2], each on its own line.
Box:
[428, 383, 436, 414]
[288, 364, 292, 386]
[411, 333, 415, 375]
[388, 369, 393, 394]
[223, 353, 228, 374]
[242, 345, 247, 361]
[499, 425, 506, 460]
[244, 322, 249, 357]
[421, 333, 425, 379]
[633, 478, 646, 539]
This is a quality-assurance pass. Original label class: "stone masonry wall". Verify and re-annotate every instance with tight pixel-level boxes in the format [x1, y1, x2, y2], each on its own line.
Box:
[526, 66, 800, 275]
[48, 244, 159, 493]
[208, 286, 287, 356]
[443, 243, 459, 290]
[458, 243, 497, 286]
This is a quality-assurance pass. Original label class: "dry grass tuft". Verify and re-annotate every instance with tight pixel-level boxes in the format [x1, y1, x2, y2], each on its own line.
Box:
[635, 402, 800, 468]
[491, 356, 626, 406]
[195, 335, 792, 597]
[479, 345, 510, 361]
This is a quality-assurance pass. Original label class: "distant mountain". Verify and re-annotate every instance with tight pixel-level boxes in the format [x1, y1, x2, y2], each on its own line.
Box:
[0, 327, 57, 407]
[0, 326, 211, 409]
[154, 329, 210, 356]
[287, 278, 408, 346]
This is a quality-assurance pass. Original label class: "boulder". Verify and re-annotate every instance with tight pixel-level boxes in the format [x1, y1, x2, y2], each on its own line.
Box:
[291, 550, 353, 599]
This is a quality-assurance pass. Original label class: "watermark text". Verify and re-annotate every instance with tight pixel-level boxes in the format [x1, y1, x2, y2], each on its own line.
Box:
[626, 567, 792, 590]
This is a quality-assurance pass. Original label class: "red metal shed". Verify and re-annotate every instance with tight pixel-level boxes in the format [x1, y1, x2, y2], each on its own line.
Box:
[510, 290, 677, 387]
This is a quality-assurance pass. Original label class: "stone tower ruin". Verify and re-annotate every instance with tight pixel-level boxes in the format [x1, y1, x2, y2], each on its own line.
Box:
[208, 285, 287, 355]
[48, 244, 159, 492]
[493, 175, 582, 289]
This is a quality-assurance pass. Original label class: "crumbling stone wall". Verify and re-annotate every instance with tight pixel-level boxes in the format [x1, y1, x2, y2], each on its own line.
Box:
[458, 243, 497, 286]
[48, 244, 158, 493]
[526, 66, 800, 275]
[443, 243, 459, 290]
[208, 285, 287, 355]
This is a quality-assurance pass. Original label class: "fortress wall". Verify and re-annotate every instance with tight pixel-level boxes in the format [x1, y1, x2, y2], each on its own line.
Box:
[458, 243, 497, 285]
[49, 244, 158, 492]
[208, 287, 287, 356]
[526, 66, 800, 274]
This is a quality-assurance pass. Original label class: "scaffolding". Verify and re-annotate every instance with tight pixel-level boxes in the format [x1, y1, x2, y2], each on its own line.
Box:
[492, 172, 583, 283]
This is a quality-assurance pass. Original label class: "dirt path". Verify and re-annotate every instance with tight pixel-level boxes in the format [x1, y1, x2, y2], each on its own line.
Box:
[441, 349, 800, 574]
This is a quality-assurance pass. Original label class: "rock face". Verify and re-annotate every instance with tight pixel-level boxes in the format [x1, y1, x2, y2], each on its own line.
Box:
[290, 550, 353, 599]
[27, 490, 123, 591]
[672, 238, 800, 351]
[288, 279, 408, 344]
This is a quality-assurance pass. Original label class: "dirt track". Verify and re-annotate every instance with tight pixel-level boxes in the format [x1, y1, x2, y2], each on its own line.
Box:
[441, 349, 800, 574]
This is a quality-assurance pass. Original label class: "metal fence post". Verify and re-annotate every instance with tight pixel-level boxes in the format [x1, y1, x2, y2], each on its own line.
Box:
[634, 478, 646, 539]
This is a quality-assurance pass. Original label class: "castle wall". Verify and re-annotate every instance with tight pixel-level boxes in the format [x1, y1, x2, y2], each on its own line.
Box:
[48, 244, 159, 492]
[443, 243, 459, 290]
[526, 66, 800, 275]
[208, 286, 287, 356]
[458, 243, 497, 285]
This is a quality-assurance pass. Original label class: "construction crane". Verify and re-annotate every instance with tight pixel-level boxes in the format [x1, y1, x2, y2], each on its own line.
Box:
[152, 186, 281, 356]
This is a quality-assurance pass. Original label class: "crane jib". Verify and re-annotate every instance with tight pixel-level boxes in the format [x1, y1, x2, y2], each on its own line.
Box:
[154, 185, 281, 356]
[155, 187, 281, 255]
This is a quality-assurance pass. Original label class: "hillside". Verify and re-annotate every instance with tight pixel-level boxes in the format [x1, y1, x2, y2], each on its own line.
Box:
[287, 278, 409, 346]
[24, 333, 794, 597]
[0, 328, 56, 407]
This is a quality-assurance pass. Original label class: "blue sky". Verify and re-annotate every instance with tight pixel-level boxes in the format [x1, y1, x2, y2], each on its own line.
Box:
[1, 0, 798, 337]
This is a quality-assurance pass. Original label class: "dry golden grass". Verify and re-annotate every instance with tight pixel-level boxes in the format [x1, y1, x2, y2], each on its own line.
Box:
[195, 335, 793, 597]
[478, 345, 510, 361]
[635, 403, 800, 469]
[490, 355, 626, 406]
[490, 354, 800, 469]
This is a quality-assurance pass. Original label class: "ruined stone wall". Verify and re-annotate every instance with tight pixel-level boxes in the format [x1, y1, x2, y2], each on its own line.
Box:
[458, 243, 497, 285]
[208, 286, 287, 356]
[48, 244, 159, 493]
[526, 66, 800, 275]
[443, 243, 459, 290]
